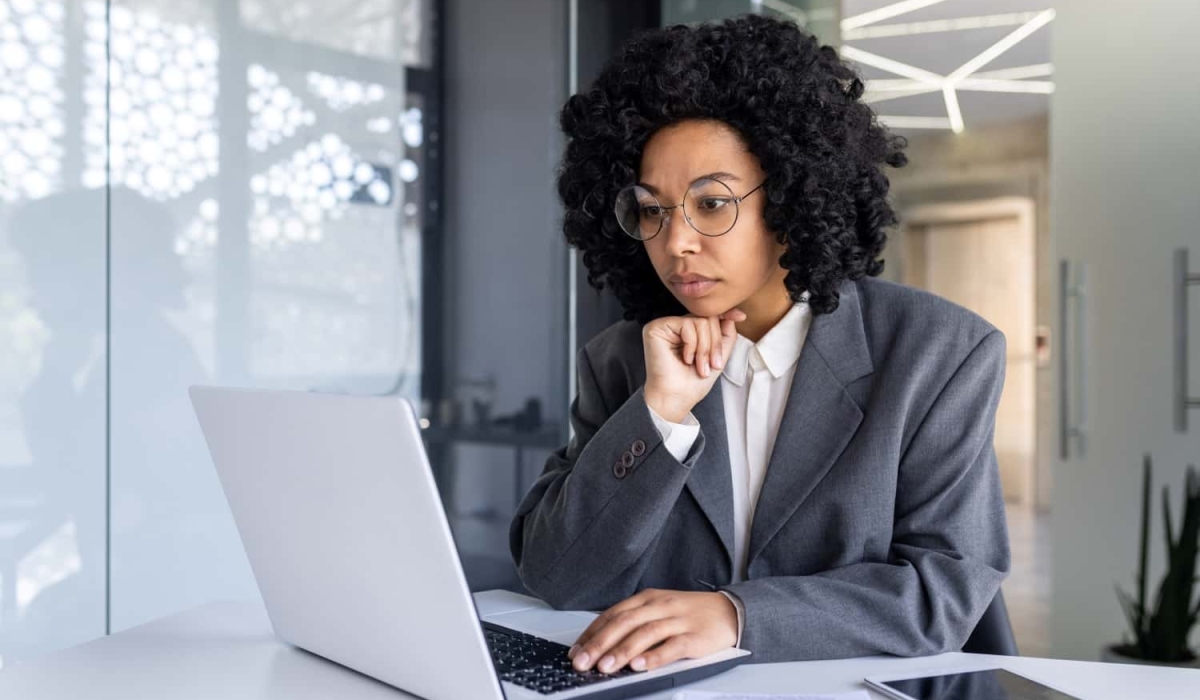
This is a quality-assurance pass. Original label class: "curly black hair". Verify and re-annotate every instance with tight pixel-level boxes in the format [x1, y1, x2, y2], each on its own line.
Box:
[557, 14, 908, 322]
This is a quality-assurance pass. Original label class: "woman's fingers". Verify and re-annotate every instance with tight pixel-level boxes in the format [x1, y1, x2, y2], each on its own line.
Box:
[670, 308, 743, 378]
[599, 617, 688, 674]
[570, 590, 653, 658]
[694, 319, 711, 378]
[709, 316, 723, 370]
[680, 319, 697, 365]
[571, 604, 665, 672]
[570, 590, 734, 674]
[710, 307, 742, 374]
[630, 633, 696, 672]
[719, 315, 737, 361]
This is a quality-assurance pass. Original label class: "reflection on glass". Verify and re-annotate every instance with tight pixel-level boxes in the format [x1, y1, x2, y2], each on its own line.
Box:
[240, 0, 431, 66]
[17, 521, 82, 613]
[2, 189, 108, 666]
[0, 0, 432, 657]
[108, 0, 423, 631]
[107, 182, 253, 631]
[0, 0, 429, 658]
[91, 1, 220, 198]
[247, 64, 315, 153]
[306, 71, 387, 112]
[0, 0, 67, 200]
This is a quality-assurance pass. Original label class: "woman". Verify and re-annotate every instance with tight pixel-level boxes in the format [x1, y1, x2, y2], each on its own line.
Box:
[509, 14, 1010, 674]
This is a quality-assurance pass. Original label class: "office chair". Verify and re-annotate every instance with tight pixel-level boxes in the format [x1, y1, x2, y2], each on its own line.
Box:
[962, 590, 1019, 656]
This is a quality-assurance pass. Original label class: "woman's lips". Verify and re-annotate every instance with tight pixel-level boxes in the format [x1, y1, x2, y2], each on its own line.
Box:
[669, 275, 718, 297]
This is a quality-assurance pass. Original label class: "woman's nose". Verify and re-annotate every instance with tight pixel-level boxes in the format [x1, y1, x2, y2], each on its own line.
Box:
[662, 208, 700, 257]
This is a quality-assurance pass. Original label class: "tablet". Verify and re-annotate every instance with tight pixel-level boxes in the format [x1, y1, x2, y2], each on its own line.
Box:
[864, 665, 1083, 700]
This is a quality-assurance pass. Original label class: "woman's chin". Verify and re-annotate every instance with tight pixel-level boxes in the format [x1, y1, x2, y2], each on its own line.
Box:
[680, 297, 732, 319]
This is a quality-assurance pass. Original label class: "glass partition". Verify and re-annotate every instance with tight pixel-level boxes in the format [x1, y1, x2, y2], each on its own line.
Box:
[0, 0, 435, 660]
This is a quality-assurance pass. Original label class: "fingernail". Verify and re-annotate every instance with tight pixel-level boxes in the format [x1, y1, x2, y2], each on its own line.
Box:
[599, 655, 615, 672]
[714, 352, 723, 368]
[575, 652, 590, 669]
[568, 644, 579, 659]
[631, 656, 646, 671]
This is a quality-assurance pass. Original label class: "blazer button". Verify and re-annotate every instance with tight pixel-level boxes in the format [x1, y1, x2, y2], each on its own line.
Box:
[630, 439, 646, 457]
[620, 451, 635, 468]
[613, 462, 628, 479]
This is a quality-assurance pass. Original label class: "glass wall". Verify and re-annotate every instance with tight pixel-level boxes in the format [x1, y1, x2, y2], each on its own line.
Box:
[0, 0, 433, 662]
[0, 0, 110, 665]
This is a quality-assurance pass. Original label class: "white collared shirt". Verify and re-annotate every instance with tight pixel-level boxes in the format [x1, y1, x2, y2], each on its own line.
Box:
[647, 298, 813, 646]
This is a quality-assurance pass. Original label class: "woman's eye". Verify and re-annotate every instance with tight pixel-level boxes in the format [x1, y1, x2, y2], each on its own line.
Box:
[697, 197, 731, 212]
[639, 205, 664, 218]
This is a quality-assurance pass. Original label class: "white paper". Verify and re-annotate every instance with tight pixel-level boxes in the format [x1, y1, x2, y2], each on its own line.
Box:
[670, 691, 873, 700]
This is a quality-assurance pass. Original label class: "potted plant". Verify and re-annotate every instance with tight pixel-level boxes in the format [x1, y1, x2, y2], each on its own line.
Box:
[1105, 454, 1200, 667]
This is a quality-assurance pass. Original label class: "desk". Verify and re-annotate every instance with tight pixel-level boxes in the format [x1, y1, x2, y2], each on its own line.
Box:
[1, 595, 1196, 699]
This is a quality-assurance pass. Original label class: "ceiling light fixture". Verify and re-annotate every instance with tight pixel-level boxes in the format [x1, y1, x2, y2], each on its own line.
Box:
[842, 8, 1056, 133]
[843, 11, 1042, 40]
[841, 0, 953, 32]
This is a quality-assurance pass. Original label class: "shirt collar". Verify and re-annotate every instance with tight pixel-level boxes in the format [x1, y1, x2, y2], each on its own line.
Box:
[722, 297, 812, 386]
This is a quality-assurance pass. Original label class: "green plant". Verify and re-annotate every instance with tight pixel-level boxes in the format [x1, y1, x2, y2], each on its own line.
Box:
[1113, 454, 1200, 663]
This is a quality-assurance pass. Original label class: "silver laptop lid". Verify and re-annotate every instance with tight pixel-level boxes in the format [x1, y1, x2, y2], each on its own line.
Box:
[189, 385, 504, 700]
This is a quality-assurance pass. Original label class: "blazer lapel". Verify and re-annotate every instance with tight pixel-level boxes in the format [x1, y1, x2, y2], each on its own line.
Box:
[746, 279, 874, 567]
[685, 379, 735, 573]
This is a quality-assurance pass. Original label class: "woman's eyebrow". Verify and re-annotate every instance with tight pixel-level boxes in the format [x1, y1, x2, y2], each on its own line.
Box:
[698, 171, 741, 184]
[638, 171, 742, 194]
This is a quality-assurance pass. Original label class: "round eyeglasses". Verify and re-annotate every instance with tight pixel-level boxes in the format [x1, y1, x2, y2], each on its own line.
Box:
[613, 178, 765, 241]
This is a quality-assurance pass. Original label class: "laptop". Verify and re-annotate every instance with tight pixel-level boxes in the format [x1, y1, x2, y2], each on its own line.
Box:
[189, 386, 749, 700]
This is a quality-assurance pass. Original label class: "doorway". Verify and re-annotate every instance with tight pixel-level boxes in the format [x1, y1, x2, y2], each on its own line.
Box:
[901, 197, 1037, 507]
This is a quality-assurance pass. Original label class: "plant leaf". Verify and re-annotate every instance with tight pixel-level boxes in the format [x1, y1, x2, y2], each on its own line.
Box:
[1163, 485, 1177, 569]
[1115, 584, 1147, 652]
[1139, 455, 1152, 620]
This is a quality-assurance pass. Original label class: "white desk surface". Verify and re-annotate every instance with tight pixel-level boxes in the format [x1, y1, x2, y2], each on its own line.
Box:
[1, 594, 1196, 700]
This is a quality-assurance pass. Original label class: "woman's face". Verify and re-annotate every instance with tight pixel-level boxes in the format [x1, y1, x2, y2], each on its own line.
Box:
[637, 119, 788, 319]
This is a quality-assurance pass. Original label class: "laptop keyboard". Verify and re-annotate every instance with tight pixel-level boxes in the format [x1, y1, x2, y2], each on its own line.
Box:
[483, 622, 637, 695]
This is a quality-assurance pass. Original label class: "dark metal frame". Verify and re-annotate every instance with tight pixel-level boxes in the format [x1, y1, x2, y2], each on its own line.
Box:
[415, 0, 445, 423]
[616, 180, 766, 241]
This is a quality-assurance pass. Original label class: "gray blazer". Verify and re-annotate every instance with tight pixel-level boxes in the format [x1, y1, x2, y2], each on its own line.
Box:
[509, 276, 1010, 662]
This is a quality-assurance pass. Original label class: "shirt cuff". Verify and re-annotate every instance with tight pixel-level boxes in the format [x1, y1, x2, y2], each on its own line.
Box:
[645, 403, 700, 463]
[717, 590, 745, 648]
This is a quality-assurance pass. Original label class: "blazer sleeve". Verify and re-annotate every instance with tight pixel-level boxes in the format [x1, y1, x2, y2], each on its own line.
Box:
[719, 329, 1012, 661]
[509, 345, 708, 610]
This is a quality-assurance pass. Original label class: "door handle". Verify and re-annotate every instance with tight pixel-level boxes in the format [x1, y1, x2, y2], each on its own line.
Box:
[1060, 259, 1088, 458]
[1174, 249, 1200, 432]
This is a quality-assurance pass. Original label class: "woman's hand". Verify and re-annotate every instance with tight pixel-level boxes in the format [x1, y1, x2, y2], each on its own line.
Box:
[567, 589, 738, 674]
[643, 309, 745, 423]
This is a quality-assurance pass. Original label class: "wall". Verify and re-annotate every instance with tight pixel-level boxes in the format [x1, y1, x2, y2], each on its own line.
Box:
[1049, 0, 1200, 660]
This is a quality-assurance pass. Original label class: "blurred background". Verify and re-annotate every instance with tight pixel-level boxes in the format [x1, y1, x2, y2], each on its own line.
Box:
[0, 0, 1197, 668]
